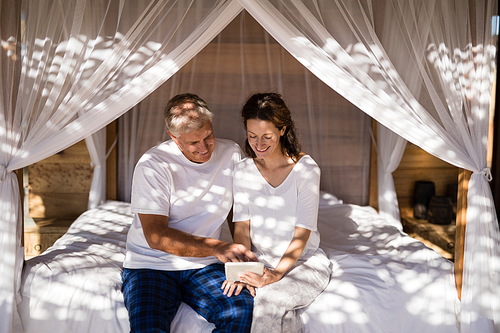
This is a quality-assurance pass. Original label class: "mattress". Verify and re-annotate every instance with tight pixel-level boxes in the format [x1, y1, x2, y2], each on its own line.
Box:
[17, 197, 460, 332]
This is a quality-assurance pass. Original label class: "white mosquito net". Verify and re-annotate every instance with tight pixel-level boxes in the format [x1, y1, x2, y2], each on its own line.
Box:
[0, 1, 498, 332]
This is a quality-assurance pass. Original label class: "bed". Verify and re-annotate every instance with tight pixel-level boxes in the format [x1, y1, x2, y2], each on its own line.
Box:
[2, 1, 498, 331]
[18, 193, 460, 333]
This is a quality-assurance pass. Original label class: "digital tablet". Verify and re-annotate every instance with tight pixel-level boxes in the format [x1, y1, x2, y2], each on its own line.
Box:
[224, 262, 264, 281]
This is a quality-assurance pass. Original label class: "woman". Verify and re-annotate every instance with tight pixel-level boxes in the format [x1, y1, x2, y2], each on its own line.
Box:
[222, 93, 332, 333]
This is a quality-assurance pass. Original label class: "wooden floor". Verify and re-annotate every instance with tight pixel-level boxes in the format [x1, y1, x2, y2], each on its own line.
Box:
[402, 216, 455, 261]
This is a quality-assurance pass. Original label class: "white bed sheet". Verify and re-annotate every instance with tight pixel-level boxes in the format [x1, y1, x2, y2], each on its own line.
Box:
[18, 200, 460, 333]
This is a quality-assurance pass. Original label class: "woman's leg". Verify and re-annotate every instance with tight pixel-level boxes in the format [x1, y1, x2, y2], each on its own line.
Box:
[251, 255, 332, 333]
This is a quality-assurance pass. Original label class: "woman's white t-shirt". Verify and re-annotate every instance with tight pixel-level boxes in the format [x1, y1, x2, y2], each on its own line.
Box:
[232, 155, 321, 268]
[123, 138, 242, 271]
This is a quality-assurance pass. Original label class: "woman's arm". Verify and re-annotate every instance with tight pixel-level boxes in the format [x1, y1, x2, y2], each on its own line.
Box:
[273, 226, 311, 277]
[222, 219, 256, 297]
[239, 226, 310, 287]
[233, 219, 252, 249]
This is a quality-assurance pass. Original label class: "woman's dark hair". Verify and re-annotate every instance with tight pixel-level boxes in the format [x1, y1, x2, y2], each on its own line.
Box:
[241, 92, 301, 161]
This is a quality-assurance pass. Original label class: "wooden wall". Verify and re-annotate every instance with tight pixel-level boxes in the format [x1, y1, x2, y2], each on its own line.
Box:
[393, 142, 459, 218]
[368, 119, 459, 217]
[24, 125, 119, 258]
[28, 140, 93, 220]
[27, 122, 118, 221]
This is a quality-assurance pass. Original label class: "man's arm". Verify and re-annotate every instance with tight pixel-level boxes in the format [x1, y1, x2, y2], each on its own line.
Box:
[139, 213, 257, 263]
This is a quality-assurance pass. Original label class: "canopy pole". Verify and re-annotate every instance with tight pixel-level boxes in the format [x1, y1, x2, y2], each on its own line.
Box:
[455, 168, 471, 300]
[368, 119, 379, 210]
[455, 64, 496, 300]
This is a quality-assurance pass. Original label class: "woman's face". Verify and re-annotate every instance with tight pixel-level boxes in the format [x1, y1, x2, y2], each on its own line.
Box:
[246, 119, 285, 159]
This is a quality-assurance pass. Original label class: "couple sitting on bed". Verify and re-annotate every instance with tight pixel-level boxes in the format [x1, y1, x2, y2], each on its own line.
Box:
[122, 92, 332, 333]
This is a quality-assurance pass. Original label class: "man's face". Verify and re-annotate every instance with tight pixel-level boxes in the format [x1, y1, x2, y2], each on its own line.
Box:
[170, 120, 215, 163]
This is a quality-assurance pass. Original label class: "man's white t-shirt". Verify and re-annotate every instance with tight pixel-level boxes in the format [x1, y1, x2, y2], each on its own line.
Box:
[123, 138, 242, 271]
[232, 155, 322, 268]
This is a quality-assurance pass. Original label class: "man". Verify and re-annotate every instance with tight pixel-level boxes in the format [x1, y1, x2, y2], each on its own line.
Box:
[122, 93, 256, 332]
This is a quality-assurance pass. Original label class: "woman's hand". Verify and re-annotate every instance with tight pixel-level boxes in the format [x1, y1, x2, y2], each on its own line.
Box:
[221, 280, 256, 297]
[240, 227, 310, 288]
[238, 267, 282, 288]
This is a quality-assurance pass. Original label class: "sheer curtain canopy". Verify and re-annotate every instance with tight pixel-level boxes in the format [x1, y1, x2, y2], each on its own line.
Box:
[121, 0, 498, 329]
[0, 0, 498, 332]
[239, 0, 498, 331]
[240, 0, 498, 330]
[1, 1, 245, 331]
[117, 11, 372, 206]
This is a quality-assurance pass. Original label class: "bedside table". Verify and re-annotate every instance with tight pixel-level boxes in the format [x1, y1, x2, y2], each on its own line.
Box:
[24, 218, 73, 259]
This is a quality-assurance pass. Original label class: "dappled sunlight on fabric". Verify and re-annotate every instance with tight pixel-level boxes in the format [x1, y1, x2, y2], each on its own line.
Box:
[462, 174, 500, 326]
[19, 201, 132, 333]
[304, 268, 369, 327]
[206, 184, 226, 196]
[157, 143, 181, 157]
[254, 195, 285, 209]
[395, 268, 428, 294]
[283, 22, 469, 172]
[328, 278, 360, 299]
[376, 268, 396, 287]
[382, 187, 398, 202]
[1, 142, 12, 155]
[264, 217, 277, 229]
[205, 204, 219, 213]
[468, 191, 491, 206]
[0, 175, 23, 308]
[17, 199, 462, 332]
[12, 25, 185, 164]
[133, 152, 235, 217]
[303, 202, 460, 331]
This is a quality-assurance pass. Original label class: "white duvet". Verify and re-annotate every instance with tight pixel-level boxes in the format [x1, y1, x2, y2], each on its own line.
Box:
[18, 199, 460, 333]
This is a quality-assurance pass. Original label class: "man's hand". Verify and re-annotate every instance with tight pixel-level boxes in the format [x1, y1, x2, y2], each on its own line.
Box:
[214, 242, 258, 263]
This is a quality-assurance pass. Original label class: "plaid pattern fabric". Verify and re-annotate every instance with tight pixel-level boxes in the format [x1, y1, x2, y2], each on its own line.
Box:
[122, 264, 253, 333]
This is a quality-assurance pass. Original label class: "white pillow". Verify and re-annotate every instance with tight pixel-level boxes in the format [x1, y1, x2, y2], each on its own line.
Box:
[319, 191, 343, 206]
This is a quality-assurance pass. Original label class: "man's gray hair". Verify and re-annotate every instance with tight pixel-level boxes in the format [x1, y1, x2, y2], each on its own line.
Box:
[164, 93, 214, 137]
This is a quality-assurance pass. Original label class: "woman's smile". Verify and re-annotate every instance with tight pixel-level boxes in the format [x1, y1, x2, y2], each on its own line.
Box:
[246, 118, 284, 160]
[255, 146, 270, 153]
